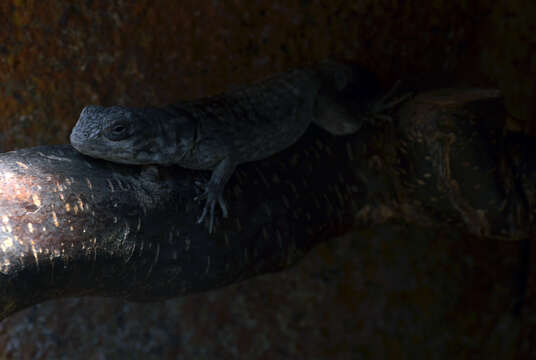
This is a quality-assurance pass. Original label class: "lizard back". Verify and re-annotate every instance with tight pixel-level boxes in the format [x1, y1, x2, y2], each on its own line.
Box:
[164, 67, 321, 168]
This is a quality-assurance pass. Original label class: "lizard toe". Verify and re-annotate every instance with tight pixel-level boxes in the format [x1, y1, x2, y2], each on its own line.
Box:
[197, 202, 208, 224]
[208, 199, 217, 234]
[218, 196, 229, 218]
[197, 197, 219, 234]
[194, 192, 207, 202]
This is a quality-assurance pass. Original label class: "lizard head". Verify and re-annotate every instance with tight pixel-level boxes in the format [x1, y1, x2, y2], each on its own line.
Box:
[70, 105, 194, 165]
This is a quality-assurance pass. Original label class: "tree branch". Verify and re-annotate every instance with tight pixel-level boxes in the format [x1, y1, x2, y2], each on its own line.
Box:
[0, 87, 532, 321]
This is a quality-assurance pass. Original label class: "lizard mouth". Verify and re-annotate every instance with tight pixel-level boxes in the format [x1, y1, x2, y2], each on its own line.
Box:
[69, 137, 95, 153]
[69, 136, 110, 160]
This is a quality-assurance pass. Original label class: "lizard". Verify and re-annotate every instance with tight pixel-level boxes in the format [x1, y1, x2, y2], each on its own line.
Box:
[69, 60, 407, 233]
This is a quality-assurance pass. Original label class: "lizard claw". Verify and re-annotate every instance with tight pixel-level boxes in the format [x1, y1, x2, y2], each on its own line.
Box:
[194, 180, 229, 234]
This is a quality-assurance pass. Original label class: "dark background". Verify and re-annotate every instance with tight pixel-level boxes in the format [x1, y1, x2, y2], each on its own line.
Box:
[0, 0, 534, 358]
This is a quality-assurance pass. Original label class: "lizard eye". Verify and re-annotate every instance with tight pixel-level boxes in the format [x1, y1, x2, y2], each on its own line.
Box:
[112, 125, 126, 134]
[105, 123, 129, 141]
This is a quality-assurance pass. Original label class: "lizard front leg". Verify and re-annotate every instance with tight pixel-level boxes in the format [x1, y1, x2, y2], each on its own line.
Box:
[195, 157, 236, 234]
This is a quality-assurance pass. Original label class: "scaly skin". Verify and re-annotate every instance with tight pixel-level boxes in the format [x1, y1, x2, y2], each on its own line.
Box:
[69, 61, 385, 233]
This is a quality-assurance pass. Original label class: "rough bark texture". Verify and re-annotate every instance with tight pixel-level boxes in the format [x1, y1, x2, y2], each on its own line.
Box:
[1, 89, 536, 358]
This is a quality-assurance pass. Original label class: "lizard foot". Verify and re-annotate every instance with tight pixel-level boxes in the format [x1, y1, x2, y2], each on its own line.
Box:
[194, 180, 229, 234]
[363, 81, 413, 125]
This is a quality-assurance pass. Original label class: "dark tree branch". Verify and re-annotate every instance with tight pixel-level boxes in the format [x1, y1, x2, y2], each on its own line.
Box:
[0, 88, 533, 321]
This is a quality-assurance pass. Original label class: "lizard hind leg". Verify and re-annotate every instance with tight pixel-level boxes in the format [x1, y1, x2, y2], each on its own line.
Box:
[313, 96, 363, 135]
[364, 81, 413, 124]
[194, 158, 235, 234]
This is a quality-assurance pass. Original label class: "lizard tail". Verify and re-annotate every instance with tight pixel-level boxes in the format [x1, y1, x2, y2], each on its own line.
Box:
[312, 60, 383, 135]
